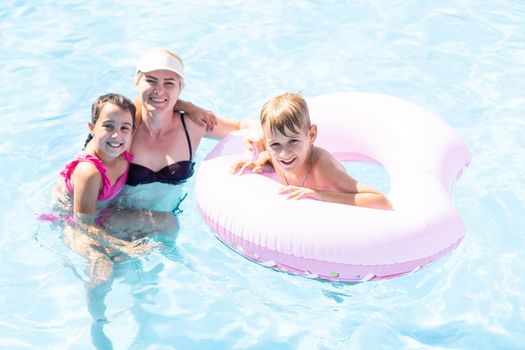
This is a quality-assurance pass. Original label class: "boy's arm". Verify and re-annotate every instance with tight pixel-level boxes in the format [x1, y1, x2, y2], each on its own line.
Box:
[278, 150, 392, 210]
[279, 185, 392, 210]
[321, 152, 392, 209]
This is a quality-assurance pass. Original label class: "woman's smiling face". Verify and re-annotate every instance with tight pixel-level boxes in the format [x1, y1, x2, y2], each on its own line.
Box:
[136, 69, 183, 114]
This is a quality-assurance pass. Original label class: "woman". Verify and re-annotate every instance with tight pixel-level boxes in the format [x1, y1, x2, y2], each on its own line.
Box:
[103, 48, 257, 238]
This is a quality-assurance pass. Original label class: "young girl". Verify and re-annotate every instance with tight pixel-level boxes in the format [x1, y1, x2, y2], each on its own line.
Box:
[53, 93, 136, 222]
[48, 93, 154, 286]
[231, 92, 392, 210]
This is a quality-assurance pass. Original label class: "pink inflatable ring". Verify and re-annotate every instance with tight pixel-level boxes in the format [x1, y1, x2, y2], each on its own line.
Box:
[196, 92, 471, 282]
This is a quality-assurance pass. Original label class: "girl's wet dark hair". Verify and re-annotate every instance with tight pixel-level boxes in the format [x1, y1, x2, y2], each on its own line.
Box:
[83, 93, 137, 149]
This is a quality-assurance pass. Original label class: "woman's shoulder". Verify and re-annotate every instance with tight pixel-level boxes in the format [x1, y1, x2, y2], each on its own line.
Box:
[181, 112, 207, 137]
[179, 112, 207, 151]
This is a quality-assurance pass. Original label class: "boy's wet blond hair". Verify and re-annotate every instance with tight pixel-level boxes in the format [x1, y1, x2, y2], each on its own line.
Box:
[260, 92, 311, 136]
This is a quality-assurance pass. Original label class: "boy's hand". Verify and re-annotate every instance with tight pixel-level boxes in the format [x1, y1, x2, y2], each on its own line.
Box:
[230, 160, 265, 175]
[244, 135, 265, 154]
[241, 119, 265, 154]
[278, 185, 317, 200]
[230, 150, 271, 175]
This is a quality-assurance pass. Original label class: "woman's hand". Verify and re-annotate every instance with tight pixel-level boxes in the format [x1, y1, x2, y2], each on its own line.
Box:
[176, 99, 218, 131]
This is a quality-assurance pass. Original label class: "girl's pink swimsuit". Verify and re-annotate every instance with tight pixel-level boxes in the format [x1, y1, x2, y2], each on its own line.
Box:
[60, 151, 133, 202]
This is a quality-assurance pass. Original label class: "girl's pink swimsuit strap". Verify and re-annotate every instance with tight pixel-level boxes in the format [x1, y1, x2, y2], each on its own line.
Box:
[60, 151, 133, 202]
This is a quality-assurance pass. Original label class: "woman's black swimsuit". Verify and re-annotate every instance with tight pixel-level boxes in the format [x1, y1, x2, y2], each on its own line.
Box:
[126, 112, 195, 186]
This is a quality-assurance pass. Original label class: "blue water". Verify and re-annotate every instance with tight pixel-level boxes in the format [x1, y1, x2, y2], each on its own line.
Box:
[1, 1, 524, 349]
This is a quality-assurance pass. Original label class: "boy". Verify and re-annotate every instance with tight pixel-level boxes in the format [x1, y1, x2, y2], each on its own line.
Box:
[231, 92, 392, 210]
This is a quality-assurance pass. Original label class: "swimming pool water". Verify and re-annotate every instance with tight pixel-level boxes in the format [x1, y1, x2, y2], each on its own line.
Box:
[1, 1, 524, 349]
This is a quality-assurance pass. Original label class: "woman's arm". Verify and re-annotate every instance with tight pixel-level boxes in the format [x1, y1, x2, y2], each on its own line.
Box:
[132, 98, 219, 131]
[175, 99, 218, 131]
[206, 117, 262, 145]
[203, 117, 241, 138]
[174, 98, 264, 152]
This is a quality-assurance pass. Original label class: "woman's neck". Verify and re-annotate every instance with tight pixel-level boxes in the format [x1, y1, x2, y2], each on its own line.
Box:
[140, 107, 174, 137]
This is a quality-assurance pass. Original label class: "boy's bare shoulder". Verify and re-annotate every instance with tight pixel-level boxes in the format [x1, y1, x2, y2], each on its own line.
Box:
[314, 147, 340, 168]
[312, 147, 349, 185]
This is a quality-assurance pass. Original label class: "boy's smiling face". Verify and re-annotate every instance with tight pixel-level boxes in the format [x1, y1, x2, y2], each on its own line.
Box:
[263, 123, 317, 173]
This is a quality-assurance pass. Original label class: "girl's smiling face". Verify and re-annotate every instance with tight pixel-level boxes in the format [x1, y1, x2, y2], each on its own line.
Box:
[89, 103, 134, 160]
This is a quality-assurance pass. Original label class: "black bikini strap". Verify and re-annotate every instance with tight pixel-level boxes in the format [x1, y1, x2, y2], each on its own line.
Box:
[180, 111, 193, 161]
